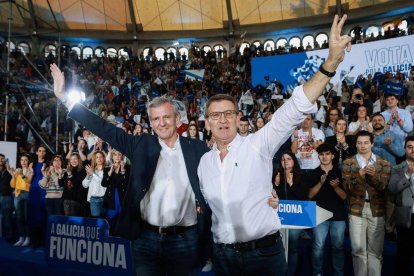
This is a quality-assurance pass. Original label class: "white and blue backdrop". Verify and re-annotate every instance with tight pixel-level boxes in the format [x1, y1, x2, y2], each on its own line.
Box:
[252, 35, 414, 93]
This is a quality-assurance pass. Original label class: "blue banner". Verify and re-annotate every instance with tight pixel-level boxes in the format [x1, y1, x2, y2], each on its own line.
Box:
[277, 200, 316, 227]
[46, 216, 132, 275]
[252, 35, 414, 93]
[384, 80, 405, 95]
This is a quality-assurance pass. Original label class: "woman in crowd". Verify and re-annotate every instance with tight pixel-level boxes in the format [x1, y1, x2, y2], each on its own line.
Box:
[274, 151, 308, 276]
[325, 118, 356, 167]
[102, 150, 129, 233]
[65, 138, 88, 162]
[8, 154, 33, 246]
[348, 105, 372, 134]
[59, 153, 88, 216]
[321, 107, 342, 137]
[255, 117, 266, 132]
[39, 155, 65, 216]
[28, 145, 48, 248]
[133, 124, 143, 136]
[182, 123, 203, 140]
[83, 150, 106, 218]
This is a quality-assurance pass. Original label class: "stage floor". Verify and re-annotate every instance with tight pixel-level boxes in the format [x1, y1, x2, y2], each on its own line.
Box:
[0, 235, 410, 275]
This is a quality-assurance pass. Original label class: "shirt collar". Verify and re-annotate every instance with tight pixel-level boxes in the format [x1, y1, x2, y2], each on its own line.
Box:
[212, 133, 242, 152]
[356, 152, 376, 166]
[158, 134, 181, 151]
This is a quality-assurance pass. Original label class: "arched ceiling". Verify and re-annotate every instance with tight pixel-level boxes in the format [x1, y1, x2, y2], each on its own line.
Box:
[0, 0, 411, 40]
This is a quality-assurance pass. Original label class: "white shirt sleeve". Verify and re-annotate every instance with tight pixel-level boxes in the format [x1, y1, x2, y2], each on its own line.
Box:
[249, 85, 318, 158]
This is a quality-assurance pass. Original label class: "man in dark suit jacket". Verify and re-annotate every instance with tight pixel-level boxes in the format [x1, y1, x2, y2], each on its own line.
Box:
[389, 135, 414, 276]
[50, 63, 210, 275]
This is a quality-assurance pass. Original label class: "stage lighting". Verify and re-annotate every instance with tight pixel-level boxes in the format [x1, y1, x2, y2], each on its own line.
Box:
[67, 89, 85, 104]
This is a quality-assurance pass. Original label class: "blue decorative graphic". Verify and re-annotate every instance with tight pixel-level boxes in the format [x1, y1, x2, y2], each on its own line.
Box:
[46, 216, 132, 275]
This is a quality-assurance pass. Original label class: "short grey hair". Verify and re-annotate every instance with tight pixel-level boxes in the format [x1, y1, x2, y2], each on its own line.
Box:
[147, 96, 180, 117]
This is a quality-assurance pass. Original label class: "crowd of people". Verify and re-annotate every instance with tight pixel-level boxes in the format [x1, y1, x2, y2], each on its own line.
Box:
[0, 16, 414, 275]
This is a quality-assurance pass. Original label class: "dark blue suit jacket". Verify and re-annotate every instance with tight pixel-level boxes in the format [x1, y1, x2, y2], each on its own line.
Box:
[69, 104, 211, 240]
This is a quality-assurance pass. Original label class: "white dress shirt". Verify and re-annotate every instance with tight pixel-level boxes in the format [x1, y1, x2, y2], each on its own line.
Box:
[198, 85, 317, 244]
[140, 136, 197, 227]
[82, 170, 105, 202]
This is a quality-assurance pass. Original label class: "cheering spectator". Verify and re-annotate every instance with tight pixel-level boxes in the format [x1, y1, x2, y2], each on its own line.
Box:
[343, 131, 391, 276]
[59, 153, 88, 216]
[348, 105, 372, 135]
[102, 150, 129, 233]
[39, 155, 65, 216]
[381, 93, 413, 137]
[321, 107, 342, 137]
[83, 151, 107, 217]
[325, 118, 356, 167]
[8, 154, 33, 246]
[308, 143, 347, 276]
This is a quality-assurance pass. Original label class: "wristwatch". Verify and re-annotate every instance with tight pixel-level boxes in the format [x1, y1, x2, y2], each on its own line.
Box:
[319, 64, 336, 77]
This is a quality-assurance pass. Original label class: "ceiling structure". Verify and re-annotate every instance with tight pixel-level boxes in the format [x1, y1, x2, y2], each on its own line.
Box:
[0, 0, 412, 41]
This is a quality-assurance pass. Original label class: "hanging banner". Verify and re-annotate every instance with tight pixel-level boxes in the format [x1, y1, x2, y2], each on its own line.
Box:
[252, 35, 414, 93]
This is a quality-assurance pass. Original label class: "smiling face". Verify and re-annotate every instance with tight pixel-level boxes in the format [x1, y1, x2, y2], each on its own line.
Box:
[206, 100, 239, 146]
[188, 125, 197, 138]
[148, 102, 179, 142]
[372, 115, 385, 131]
[69, 155, 79, 167]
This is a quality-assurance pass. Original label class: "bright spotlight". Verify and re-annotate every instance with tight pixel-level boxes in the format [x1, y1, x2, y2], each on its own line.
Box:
[67, 89, 86, 104]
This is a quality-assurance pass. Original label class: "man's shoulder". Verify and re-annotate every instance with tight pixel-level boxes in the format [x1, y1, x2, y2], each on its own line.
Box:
[343, 155, 357, 166]
[375, 156, 391, 168]
[391, 162, 405, 171]
[179, 136, 210, 155]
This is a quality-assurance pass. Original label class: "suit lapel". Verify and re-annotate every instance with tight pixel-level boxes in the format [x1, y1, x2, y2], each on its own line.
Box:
[179, 136, 198, 192]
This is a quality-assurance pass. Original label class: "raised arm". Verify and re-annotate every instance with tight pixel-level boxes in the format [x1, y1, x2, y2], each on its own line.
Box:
[303, 14, 352, 103]
[50, 63, 141, 159]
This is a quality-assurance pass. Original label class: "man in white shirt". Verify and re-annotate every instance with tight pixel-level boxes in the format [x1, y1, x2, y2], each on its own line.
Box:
[50, 64, 211, 275]
[197, 15, 352, 275]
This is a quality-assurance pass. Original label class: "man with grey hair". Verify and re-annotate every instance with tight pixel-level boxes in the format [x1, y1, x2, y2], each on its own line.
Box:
[51, 63, 210, 275]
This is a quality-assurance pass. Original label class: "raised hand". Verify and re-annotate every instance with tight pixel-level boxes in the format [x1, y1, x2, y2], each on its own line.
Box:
[85, 164, 93, 175]
[50, 63, 66, 102]
[326, 14, 352, 71]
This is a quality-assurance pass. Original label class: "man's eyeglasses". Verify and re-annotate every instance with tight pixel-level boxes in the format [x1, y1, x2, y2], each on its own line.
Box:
[207, 110, 238, 120]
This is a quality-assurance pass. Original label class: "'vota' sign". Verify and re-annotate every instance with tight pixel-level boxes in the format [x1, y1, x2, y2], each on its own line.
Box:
[46, 215, 132, 275]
